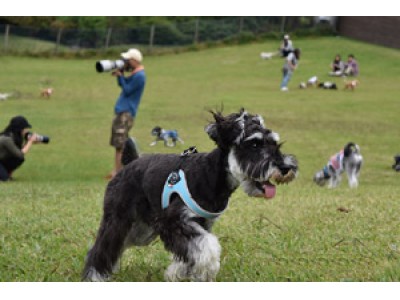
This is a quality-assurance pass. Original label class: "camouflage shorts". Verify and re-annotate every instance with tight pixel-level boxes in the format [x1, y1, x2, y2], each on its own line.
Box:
[110, 112, 134, 150]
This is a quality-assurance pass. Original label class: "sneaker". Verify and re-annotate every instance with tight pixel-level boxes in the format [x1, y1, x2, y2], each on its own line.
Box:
[121, 137, 140, 166]
[281, 87, 288, 92]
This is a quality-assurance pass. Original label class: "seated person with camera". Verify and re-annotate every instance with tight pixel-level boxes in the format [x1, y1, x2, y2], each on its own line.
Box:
[0, 116, 48, 181]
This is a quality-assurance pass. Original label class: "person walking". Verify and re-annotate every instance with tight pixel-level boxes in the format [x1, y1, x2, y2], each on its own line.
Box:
[280, 48, 301, 91]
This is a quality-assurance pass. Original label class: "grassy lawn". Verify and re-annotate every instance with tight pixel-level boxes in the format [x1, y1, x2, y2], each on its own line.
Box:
[0, 37, 399, 281]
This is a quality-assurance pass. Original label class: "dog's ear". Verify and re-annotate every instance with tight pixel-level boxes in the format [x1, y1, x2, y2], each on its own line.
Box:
[205, 109, 247, 149]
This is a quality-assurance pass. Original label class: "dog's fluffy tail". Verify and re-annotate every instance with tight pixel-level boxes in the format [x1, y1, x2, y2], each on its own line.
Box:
[344, 142, 361, 157]
[121, 137, 140, 166]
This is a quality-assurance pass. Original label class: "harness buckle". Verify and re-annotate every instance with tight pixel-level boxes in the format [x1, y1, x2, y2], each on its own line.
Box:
[168, 171, 181, 186]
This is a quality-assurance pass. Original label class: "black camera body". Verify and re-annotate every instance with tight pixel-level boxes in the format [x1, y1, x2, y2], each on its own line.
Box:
[25, 132, 50, 144]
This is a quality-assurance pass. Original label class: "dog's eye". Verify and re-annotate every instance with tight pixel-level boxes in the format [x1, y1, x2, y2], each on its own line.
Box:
[249, 140, 263, 148]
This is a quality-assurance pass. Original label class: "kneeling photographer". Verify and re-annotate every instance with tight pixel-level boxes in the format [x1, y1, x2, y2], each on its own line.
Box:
[0, 116, 49, 181]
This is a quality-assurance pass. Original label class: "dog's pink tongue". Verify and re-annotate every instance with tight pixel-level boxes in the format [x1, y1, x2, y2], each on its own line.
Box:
[263, 182, 276, 199]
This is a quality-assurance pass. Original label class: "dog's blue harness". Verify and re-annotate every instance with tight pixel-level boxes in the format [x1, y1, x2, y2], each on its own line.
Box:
[322, 166, 331, 179]
[161, 147, 225, 219]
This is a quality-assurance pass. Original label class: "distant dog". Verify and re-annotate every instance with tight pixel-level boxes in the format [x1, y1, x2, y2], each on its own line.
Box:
[299, 76, 319, 89]
[392, 154, 400, 172]
[344, 80, 359, 91]
[314, 142, 363, 188]
[150, 126, 184, 147]
[0, 93, 12, 101]
[318, 82, 337, 90]
[40, 88, 53, 98]
[83, 109, 298, 282]
[260, 52, 275, 60]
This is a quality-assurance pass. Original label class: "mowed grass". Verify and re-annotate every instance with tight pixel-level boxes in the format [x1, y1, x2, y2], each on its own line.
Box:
[0, 37, 399, 281]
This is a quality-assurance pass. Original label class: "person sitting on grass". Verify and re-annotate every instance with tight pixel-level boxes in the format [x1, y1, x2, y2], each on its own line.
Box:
[329, 54, 345, 76]
[343, 54, 359, 76]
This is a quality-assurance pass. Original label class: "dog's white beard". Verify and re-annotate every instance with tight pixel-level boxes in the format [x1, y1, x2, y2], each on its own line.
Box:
[227, 149, 243, 188]
[227, 149, 245, 181]
[228, 149, 281, 197]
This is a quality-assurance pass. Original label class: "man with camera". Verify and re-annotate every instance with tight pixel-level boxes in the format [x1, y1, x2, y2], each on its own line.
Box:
[106, 48, 146, 180]
[0, 116, 48, 181]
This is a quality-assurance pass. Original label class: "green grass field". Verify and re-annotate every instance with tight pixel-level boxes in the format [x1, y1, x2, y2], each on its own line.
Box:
[1, 37, 399, 282]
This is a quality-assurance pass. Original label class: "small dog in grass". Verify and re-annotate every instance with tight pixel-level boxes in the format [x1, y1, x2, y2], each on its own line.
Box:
[344, 80, 359, 91]
[318, 82, 337, 90]
[83, 109, 298, 282]
[0, 93, 12, 100]
[40, 88, 53, 98]
[299, 76, 319, 89]
[150, 126, 184, 147]
[314, 142, 363, 188]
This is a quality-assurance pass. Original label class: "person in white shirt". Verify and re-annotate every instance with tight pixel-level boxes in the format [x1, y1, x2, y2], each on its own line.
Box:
[279, 34, 294, 57]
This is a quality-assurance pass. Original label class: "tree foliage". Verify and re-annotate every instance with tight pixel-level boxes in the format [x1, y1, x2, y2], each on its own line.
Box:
[0, 16, 201, 29]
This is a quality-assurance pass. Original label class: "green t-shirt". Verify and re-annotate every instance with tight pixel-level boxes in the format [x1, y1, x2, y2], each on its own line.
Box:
[0, 135, 24, 160]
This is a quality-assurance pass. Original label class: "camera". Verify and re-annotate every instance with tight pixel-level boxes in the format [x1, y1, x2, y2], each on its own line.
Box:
[25, 132, 50, 144]
[95, 60, 125, 73]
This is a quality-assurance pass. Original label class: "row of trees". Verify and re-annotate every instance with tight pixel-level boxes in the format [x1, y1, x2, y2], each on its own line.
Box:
[0, 17, 240, 29]
[0, 16, 312, 30]
[1, 17, 326, 54]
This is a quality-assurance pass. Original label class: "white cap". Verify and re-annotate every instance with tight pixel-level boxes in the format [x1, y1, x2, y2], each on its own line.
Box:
[121, 48, 143, 63]
[284, 34, 290, 39]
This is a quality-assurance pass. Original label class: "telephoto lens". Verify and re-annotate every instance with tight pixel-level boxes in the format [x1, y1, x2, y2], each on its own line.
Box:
[95, 60, 125, 73]
[25, 132, 50, 144]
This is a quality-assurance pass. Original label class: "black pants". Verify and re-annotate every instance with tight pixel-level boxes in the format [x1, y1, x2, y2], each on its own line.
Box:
[0, 157, 24, 181]
[281, 49, 291, 57]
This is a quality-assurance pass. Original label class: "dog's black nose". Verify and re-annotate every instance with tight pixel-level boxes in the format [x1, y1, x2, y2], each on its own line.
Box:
[280, 166, 292, 176]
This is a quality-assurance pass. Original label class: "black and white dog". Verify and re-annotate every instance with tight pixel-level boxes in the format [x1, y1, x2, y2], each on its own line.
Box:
[392, 154, 400, 172]
[83, 109, 298, 282]
[313, 142, 363, 188]
[318, 82, 337, 90]
[150, 126, 184, 147]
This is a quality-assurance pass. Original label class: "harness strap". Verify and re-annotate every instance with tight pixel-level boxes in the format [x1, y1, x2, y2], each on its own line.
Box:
[162, 169, 225, 219]
[322, 166, 331, 179]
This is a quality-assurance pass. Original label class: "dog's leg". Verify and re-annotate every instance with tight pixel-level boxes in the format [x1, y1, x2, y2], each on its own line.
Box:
[83, 216, 132, 281]
[328, 174, 339, 188]
[83, 191, 137, 281]
[186, 233, 221, 281]
[164, 232, 221, 282]
[161, 209, 221, 282]
[163, 138, 170, 147]
[165, 259, 190, 281]
[347, 166, 359, 188]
